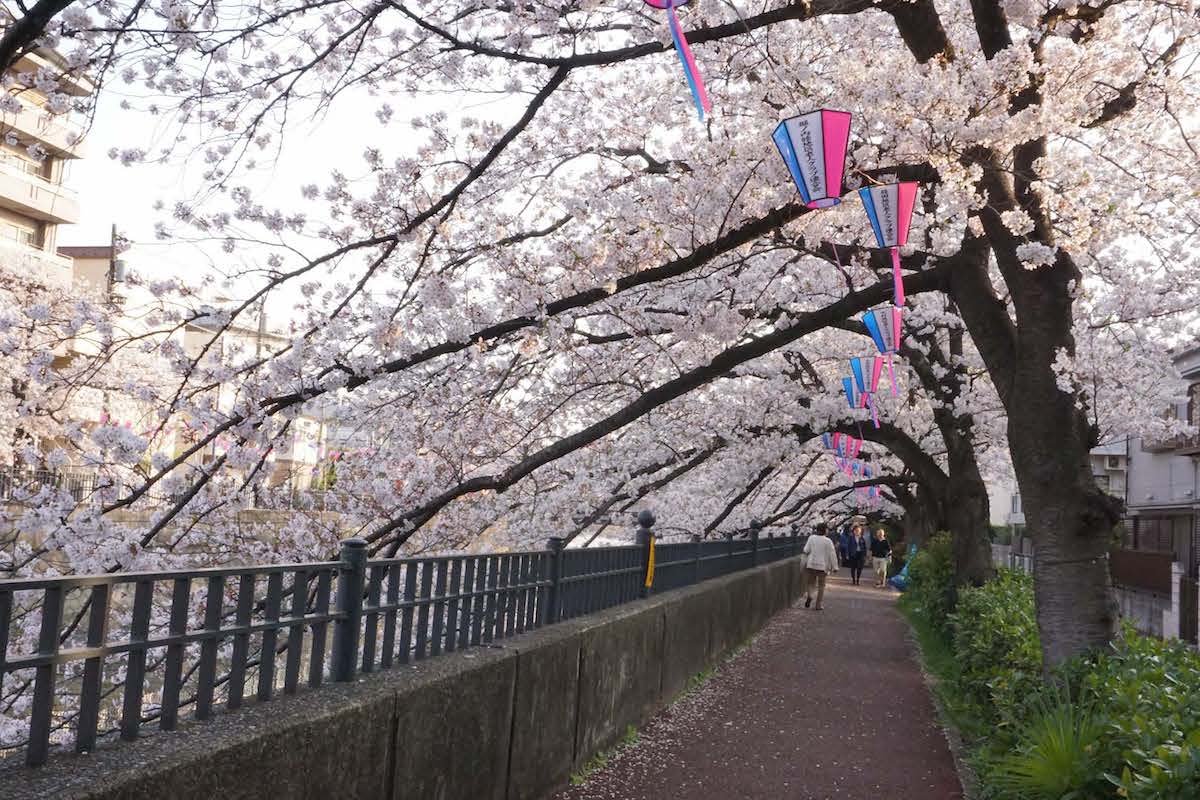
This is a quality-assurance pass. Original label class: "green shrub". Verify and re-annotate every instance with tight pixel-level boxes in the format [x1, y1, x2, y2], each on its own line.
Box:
[906, 567, 1200, 799]
[949, 569, 1042, 732]
[1085, 629, 1200, 799]
[904, 531, 956, 633]
[987, 692, 1106, 800]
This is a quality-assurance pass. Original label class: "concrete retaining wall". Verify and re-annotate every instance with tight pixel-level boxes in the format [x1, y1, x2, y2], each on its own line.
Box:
[0, 557, 806, 800]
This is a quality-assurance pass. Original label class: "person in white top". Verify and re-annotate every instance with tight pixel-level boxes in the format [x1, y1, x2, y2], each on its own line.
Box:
[803, 525, 840, 611]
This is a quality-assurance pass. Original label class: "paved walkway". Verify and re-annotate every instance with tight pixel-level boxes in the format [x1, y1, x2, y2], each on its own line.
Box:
[555, 575, 963, 800]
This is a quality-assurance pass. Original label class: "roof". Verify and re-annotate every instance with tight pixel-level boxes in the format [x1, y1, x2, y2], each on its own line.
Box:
[1091, 441, 1127, 456]
[57, 246, 113, 259]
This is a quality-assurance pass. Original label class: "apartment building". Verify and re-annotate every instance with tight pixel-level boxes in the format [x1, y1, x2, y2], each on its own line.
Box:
[181, 305, 328, 492]
[0, 46, 92, 287]
[1122, 344, 1200, 574]
[0, 48, 331, 502]
[994, 443, 1128, 538]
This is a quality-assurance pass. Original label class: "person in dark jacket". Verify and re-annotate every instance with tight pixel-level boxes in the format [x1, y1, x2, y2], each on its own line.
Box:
[837, 528, 851, 566]
[846, 524, 869, 585]
[869, 528, 893, 588]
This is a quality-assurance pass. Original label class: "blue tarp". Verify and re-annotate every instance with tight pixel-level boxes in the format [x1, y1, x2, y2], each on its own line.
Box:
[888, 543, 918, 591]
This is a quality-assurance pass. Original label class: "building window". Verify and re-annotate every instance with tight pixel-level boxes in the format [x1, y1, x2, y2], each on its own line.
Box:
[1011, 494, 1021, 514]
[0, 149, 51, 180]
[1132, 516, 1182, 554]
[0, 220, 40, 248]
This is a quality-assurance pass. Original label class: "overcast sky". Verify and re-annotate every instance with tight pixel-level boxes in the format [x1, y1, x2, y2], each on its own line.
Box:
[57, 81, 503, 283]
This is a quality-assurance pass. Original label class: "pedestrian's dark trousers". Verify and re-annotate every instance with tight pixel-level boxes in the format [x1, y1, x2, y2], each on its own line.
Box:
[849, 554, 865, 584]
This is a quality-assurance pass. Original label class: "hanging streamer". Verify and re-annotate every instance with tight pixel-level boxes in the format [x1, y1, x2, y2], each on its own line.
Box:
[646, 0, 712, 120]
[858, 182, 920, 307]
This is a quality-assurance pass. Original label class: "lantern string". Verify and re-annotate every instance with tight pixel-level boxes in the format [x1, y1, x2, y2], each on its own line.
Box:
[666, 1, 711, 120]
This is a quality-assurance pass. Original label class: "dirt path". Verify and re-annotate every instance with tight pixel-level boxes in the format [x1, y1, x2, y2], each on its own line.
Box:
[553, 575, 963, 800]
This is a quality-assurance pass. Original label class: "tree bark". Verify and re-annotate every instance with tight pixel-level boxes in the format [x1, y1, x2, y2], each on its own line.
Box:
[892, 482, 944, 548]
[900, 323, 994, 587]
[944, 435, 994, 586]
[947, 234, 1119, 668]
[1001, 300, 1121, 667]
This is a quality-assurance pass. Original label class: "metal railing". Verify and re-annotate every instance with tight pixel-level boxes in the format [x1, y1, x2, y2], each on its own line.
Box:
[0, 513, 802, 767]
[0, 466, 107, 504]
[1009, 552, 1034, 575]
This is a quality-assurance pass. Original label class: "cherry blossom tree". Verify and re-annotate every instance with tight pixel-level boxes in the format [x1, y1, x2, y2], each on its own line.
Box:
[0, 0, 1195, 685]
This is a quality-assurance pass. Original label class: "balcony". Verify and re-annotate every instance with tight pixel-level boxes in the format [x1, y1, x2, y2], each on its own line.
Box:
[0, 100, 86, 158]
[11, 50, 95, 98]
[0, 163, 78, 223]
[1142, 432, 1200, 455]
[0, 236, 73, 286]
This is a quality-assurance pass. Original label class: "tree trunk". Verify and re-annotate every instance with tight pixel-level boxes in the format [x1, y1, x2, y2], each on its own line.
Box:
[896, 482, 944, 548]
[902, 323, 994, 588]
[1006, 394, 1121, 668]
[944, 434, 994, 587]
[948, 238, 1120, 668]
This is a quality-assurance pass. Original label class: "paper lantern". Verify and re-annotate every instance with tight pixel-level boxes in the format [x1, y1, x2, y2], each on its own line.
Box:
[858, 181, 919, 306]
[827, 432, 863, 467]
[862, 305, 902, 354]
[772, 109, 852, 209]
[862, 305, 903, 395]
[849, 356, 885, 428]
[644, 0, 711, 120]
[842, 376, 864, 411]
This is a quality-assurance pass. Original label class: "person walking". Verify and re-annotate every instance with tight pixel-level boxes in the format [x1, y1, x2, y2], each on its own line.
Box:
[797, 523, 816, 599]
[847, 524, 869, 585]
[803, 526, 839, 610]
[837, 527, 851, 566]
[869, 528, 893, 588]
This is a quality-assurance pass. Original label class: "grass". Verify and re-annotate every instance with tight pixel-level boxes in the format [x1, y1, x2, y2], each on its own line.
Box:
[569, 725, 639, 786]
[571, 632, 760, 787]
[669, 632, 758, 706]
[899, 597, 992, 745]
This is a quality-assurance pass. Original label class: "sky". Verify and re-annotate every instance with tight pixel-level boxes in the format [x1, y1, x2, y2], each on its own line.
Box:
[58, 86, 381, 276]
[55, 79, 518, 290]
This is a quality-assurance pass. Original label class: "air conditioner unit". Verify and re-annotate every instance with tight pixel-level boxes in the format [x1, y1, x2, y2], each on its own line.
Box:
[1106, 455, 1123, 470]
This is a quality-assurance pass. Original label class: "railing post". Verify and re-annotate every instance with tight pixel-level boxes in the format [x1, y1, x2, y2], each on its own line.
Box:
[691, 534, 702, 585]
[332, 537, 368, 683]
[544, 536, 565, 624]
[751, 520, 762, 566]
[637, 510, 656, 598]
[791, 524, 800, 557]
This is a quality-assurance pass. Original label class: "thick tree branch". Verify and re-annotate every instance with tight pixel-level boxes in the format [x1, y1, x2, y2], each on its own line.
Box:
[365, 260, 954, 549]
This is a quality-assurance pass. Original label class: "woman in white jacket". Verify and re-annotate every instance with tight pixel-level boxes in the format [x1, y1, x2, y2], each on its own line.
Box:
[803, 526, 840, 610]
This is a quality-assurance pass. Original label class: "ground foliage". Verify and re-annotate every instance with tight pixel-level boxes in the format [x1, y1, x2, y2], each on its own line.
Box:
[903, 562, 1200, 799]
